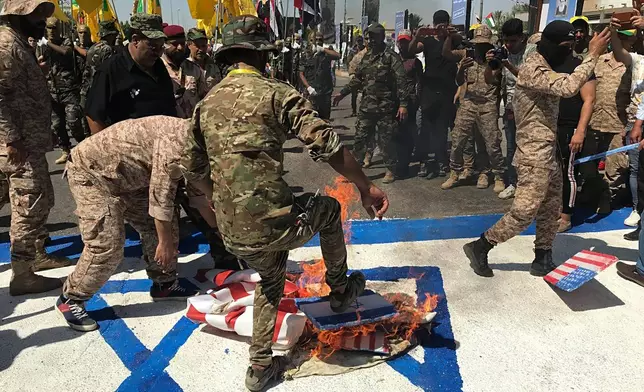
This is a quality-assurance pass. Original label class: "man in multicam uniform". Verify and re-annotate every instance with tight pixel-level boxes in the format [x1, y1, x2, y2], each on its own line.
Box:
[80, 20, 118, 126]
[333, 23, 410, 184]
[179, 16, 389, 392]
[0, 0, 73, 296]
[41, 17, 86, 165]
[161, 24, 208, 118]
[185, 28, 222, 93]
[54, 116, 207, 332]
[463, 21, 610, 278]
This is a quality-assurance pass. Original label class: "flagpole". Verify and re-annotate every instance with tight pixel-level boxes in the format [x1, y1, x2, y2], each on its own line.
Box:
[214, 0, 222, 46]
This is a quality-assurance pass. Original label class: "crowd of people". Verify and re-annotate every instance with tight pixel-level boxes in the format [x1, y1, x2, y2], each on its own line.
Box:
[2, 0, 644, 391]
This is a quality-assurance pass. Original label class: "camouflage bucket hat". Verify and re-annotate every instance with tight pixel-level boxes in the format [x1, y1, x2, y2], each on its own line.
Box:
[130, 13, 166, 40]
[0, 0, 54, 17]
[187, 28, 207, 41]
[471, 24, 493, 44]
[215, 15, 276, 60]
[99, 20, 119, 38]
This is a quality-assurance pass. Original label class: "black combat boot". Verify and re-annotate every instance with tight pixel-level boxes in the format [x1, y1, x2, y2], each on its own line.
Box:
[463, 235, 494, 277]
[529, 249, 557, 277]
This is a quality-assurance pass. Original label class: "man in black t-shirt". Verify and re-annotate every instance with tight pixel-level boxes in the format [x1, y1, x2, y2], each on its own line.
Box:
[409, 10, 458, 178]
[554, 55, 596, 232]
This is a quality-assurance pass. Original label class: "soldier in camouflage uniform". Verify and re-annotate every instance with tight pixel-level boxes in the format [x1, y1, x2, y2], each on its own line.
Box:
[269, 39, 284, 79]
[440, 25, 506, 192]
[333, 24, 410, 184]
[0, 0, 73, 296]
[464, 21, 610, 278]
[55, 116, 207, 332]
[186, 28, 222, 93]
[80, 20, 118, 126]
[299, 31, 340, 120]
[179, 16, 389, 392]
[42, 17, 85, 164]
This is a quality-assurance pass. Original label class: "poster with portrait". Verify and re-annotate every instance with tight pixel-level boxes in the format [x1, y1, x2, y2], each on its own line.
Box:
[546, 0, 578, 24]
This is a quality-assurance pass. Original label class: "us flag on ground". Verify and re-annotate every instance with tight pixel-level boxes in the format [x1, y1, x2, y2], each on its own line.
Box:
[544, 250, 618, 292]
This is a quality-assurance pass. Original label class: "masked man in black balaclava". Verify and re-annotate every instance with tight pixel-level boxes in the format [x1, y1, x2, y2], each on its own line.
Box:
[463, 21, 611, 279]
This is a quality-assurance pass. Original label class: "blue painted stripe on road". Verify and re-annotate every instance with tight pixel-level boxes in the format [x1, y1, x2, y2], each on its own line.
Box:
[0, 209, 632, 263]
[362, 266, 463, 392]
[117, 317, 198, 392]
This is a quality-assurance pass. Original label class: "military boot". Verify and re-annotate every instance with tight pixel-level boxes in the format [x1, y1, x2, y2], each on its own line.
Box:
[33, 241, 73, 272]
[441, 171, 459, 190]
[493, 175, 505, 193]
[55, 149, 70, 165]
[476, 173, 489, 189]
[329, 271, 366, 313]
[10, 271, 63, 296]
[382, 169, 396, 184]
[363, 151, 373, 168]
[463, 235, 494, 277]
[458, 168, 474, 181]
[529, 249, 557, 277]
[245, 356, 289, 392]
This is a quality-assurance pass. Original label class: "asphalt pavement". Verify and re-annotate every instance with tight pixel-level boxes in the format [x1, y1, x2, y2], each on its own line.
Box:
[0, 76, 512, 242]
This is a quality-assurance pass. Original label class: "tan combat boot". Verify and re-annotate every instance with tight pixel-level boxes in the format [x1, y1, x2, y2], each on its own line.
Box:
[493, 176, 505, 193]
[477, 173, 489, 189]
[55, 149, 70, 165]
[458, 168, 474, 181]
[33, 240, 73, 272]
[382, 169, 396, 184]
[441, 171, 459, 190]
[363, 151, 373, 168]
[10, 271, 63, 296]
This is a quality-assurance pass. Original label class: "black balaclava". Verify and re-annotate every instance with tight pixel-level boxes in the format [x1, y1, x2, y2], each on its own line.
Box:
[538, 20, 575, 68]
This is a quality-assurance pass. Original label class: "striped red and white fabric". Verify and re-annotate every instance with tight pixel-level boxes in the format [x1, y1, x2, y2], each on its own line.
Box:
[544, 250, 618, 292]
[339, 331, 389, 354]
[186, 269, 307, 350]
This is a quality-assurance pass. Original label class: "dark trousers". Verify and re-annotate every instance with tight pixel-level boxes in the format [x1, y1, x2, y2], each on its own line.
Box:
[396, 102, 418, 174]
[51, 90, 85, 150]
[312, 93, 332, 120]
[638, 148, 644, 214]
[557, 125, 578, 215]
[418, 91, 454, 167]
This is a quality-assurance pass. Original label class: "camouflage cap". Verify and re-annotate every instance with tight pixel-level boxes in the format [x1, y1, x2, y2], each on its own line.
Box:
[187, 28, 207, 41]
[367, 23, 385, 36]
[0, 0, 54, 17]
[130, 13, 166, 40]
[46, 17, 58, 28]
[470, 24, 493, 44]
[215, 15, 276, 60]
[99, 20, 119, 38]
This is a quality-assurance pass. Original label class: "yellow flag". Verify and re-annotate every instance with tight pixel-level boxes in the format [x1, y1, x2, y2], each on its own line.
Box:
[147, 0, 162, 15]
[76, 0, 103, 13]
[86, 9, 100, 43]
[188, 0, 216, 21]
[51, 0, 70, 23]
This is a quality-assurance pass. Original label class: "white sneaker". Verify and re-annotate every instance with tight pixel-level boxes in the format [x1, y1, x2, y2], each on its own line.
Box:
[624, 210, 641, 227]
[498, 185, 516, 200]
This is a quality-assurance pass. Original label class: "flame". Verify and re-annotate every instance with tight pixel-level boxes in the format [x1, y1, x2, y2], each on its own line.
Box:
[296, 259, 331, 298]
[324, 176, 361, 243]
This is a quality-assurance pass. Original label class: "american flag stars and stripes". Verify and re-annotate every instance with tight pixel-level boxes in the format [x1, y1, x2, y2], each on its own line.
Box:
[544, 250, 619, 292]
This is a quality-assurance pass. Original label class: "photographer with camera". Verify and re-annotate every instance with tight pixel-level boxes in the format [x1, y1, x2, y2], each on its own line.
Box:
[439, 24, 505, 191]
[484, 19, 535, 200]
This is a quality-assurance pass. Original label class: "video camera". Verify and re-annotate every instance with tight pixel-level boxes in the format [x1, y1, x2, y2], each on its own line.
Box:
[488, 46, 508, 70]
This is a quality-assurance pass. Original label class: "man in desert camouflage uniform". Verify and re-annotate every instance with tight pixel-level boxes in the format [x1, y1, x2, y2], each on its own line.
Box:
[80, 20, 118, 120]
[179, 16, 389, 392]
[440, 24, 505, 193]
[0, 0, 73, 296]
[463, 21, 610, 278]
[333, 23, 410, 184]
[42, 17, 86, 164]
[54, 116, 209, 332]
[161, 24, 208, 118]
[185, 28, 222, 93]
